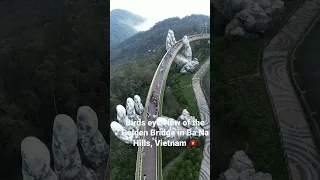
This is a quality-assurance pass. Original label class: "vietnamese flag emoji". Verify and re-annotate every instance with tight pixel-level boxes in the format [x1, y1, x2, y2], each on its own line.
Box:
[189, 139, 198, 146]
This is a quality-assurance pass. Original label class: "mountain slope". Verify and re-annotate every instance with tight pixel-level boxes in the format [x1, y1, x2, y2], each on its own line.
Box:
[110, 9, 146, 47]
[110, 14, 210, 64]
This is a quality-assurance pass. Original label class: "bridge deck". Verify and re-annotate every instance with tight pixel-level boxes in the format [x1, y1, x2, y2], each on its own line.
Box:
[137, 34, 210, 180]
[262, 0, 320, 179]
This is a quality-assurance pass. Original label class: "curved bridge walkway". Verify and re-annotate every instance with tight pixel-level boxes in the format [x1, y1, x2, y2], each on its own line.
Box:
[135, 34, 210, 180]
[262, 0, 320, 179]
[192, 59, 210, 180]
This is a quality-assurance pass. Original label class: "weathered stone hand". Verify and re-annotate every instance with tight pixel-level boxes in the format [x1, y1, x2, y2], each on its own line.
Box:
[156, 109, 205, 141]
[165, 29, 199, 73]
[21, 106, 109, 180]
[213, 0, 285, 37]
[166, 30, 177, 49]
[110, 95, 144, 144]
[218, 151, 273, 180]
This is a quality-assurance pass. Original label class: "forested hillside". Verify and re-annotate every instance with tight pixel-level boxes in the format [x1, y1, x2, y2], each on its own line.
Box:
[0, 0, 108, 179]
[110, 14, 210, 64]
[110, 9, 145, 47]
[110, 14, 210, 123]
[109, 14, 210, 179]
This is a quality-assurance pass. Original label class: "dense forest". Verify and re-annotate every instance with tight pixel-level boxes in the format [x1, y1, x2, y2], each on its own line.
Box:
[110, 15, 210, 64]
[0, 0, 108, 179]
[110, 9, 145, 47]
[109, 15, 210, 179]
[210, 0, 302, 178]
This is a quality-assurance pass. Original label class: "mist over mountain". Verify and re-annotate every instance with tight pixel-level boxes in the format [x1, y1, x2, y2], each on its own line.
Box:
[110, 9, 146, 47]
[110, 14, 210, 64]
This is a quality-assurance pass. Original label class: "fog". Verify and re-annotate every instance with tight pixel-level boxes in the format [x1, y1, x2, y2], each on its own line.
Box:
[110, 0, 210, 31]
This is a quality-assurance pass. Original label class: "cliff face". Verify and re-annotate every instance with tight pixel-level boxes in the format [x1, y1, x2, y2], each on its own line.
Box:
[212, 0, 285, 36]
[218, 151, 273, 180]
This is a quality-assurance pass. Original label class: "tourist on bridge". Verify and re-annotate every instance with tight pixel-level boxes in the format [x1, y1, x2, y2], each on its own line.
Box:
[156, 84, 159, 88]
[143, 174, 146, 180]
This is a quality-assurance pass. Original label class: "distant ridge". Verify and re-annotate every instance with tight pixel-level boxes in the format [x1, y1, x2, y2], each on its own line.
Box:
[110, 9, 146, 47]
[110, 14, 210, 64]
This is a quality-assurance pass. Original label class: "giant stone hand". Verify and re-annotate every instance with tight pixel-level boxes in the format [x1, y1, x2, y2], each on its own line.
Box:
[155, 109, 205, 142]
[165, 29, 177, 51]
[165, 29, 199, 73]
[21, 106, 108, 180]
[111, 94, 205, 144]
[110, 95, 144, 144]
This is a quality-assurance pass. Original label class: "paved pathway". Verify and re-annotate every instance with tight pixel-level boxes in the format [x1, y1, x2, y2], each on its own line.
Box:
[139, 34, 210, 180]
[262, 0, 320, 179]
[141, 43, 177, 180]
[192, 59, 210, 180]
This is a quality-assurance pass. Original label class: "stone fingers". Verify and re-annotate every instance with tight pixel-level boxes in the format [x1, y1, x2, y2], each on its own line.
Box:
[52, 114, 99, 180]
[21, 136, 58, 180]
[77, 106, 108, 175]
[110, 121, 135, 144]
[134, 95, 144, 115]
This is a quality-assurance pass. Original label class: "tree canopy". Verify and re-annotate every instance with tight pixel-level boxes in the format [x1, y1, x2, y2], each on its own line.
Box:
[110, 14, 210, 64]
[110, 9, 146, 47]
[0, 0, 109, 178]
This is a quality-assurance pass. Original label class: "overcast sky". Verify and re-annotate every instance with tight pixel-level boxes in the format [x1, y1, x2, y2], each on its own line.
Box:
[110, 0, 210, 31]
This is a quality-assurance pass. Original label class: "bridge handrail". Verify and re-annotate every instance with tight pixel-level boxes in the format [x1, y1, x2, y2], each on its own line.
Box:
[156, 42, 184, 180]
[135, 54, 167, 180]
[199, 59, 210, 105]
[135, 45, 172, 180]
[259, 0, 310, 179]
[155, 34, 210, 180]
[288, 12, 320, 154]
[135, 33, 210, 180]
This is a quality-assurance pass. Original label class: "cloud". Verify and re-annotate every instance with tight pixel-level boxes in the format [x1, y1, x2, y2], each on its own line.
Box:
[110, 0, 210, 31]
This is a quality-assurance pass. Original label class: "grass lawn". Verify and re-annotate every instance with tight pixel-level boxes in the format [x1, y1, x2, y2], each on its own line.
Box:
[109, 133, 138, 180]
[202, 70, 210, 104]
[210, 0, 303, 178]
[294, 17, 320, 128]
[212, 37, 290, 179]
[162, 43, 209, 179]
[212, 38, 288, 179]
